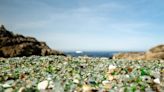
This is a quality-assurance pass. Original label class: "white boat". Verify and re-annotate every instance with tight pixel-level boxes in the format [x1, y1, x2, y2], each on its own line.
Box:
[75, 51, 83, 54]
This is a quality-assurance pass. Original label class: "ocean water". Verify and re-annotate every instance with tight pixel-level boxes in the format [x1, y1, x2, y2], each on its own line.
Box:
[64, 51, 121, 58]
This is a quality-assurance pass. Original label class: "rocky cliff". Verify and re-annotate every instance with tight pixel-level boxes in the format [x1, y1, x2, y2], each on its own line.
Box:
[0, 25, 65, 58]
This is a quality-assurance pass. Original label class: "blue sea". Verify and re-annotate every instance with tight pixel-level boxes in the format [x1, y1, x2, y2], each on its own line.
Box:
[64, 51, 122, 58]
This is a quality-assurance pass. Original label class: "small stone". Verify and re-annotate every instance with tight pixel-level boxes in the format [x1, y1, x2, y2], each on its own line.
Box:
[102, 80, 111, 90]
[102, 80, 110, 85]
[47, 77, 52, 81]
[108, 65, 116, 70]
[18, 87, 25, 92]
[119, 87, 125, 92]
[5, 80, 14, 85]
[108, 75, 114, 81]
[127, 67, 133, 72]
[82, 84, 92, 92]
[63, 62, 68, 65]
[141, 76, 152, 83]
[151, 71, 160, 78]
[48, 81, 55, 89]
[125, 75, 130, 78]
[145, 88, 154, 92]
[88, 80, 96, 85]
[152, 84, 161, 92]
[2, 84, 11, 88]
[153, 78, 160, 84]
[4, 88, 13, 92]
[108, 65, 117, 73]
[73, 79, 79, 84]
[37, 80, 48, 90]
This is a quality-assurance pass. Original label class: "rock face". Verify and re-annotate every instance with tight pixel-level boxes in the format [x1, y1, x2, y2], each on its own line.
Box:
[113, 45, 164, 60]
[0, 25, 65, 58]
[112, 52, 146, 60]
[146, 45, 164, 60]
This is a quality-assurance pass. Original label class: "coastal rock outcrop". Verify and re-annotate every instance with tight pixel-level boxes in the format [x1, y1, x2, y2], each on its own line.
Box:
[146, 45, 164, 60]
[113, 45, 164, 60]
[112, 52, 145, 60]
[0, 25, 65, 58]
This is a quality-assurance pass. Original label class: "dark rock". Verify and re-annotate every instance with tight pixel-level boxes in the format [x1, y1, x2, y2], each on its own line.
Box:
[0, 25, 65, 58]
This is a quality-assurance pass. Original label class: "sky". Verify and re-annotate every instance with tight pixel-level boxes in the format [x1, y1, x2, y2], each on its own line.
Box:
[0, 0, 164, 51]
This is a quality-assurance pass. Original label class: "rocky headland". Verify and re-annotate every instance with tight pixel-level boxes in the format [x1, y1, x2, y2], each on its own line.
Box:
[0, 25, 65, 58]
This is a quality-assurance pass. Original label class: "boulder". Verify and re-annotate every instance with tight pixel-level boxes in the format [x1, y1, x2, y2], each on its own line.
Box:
[0, 25, 65, 58]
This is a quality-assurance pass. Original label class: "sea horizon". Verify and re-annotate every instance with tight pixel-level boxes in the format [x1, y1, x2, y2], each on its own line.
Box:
[64, 50, 145, 58]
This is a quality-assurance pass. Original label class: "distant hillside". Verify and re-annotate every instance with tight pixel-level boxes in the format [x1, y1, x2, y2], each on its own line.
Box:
[0, 25, 65, 58]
